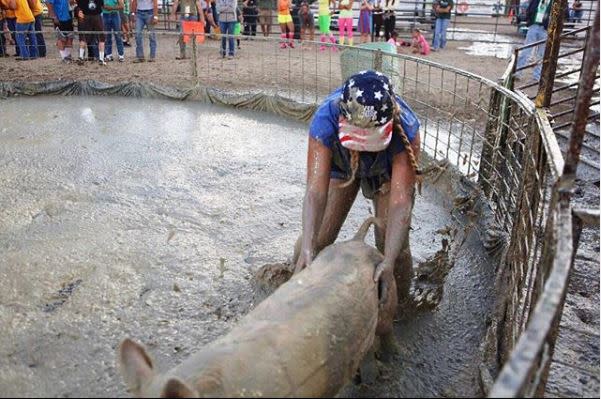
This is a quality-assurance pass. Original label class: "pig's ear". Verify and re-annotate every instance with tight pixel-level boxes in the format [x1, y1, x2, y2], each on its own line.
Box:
[118, 338, 156, 396]
[161, 378, 197, 398]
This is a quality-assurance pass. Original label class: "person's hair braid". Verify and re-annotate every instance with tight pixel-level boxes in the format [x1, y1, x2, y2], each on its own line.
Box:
[393, 103, 423, 193]
[340, 150, 360, 188]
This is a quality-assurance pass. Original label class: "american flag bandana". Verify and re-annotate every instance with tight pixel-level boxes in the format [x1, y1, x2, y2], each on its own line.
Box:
[338, 70, 395, 152]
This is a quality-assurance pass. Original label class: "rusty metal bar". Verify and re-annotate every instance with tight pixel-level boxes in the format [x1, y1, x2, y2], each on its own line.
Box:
[549, 94, 578, 107]
[552, 112, 601, 130]
[561, 6, 600, 184]
[535, 0, 569, 108]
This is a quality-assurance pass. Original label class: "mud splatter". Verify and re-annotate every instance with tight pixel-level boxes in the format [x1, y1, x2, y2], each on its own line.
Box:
[42, 279, 83, 313]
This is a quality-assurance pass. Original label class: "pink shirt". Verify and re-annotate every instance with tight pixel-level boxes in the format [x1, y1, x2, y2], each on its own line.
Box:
[415, 34, 430, 55]
[387, 38, 398, 46]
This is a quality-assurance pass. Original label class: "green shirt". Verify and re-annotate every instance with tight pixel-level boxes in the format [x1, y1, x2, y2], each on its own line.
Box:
[103, 0, 121, 14]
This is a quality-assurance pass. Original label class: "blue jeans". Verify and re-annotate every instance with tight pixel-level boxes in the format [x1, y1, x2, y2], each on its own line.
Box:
[16, 22, 38, 59]
[135, 9, 157, 59]
[103, 13, 124, 57]
[432, 17, 450, 49]
[516, 24, 547, 81]
[219, 21, 235, 56]
[34, 14, 46, 57]
[7, 18, 19, 56]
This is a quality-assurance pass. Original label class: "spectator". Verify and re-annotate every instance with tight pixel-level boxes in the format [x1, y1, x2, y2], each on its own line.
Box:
[338, 0, 353, 46]
[257, 0, 272, 37]
[570, 0, 583, 23]
[1, 0, 19, 57]
[171, 0, 205, 60]
[242, 0, 257, 37]
[372, 0, 382, 41]
[120, 0, 131, 46]
[431, 0, 452, 51]
[8, 0, 38, 60]
[0, 8, 6, 56]
[131, 0, 158, 62]
[103, 0, 125, 61]
[76, 0, 106, 64]
[515, 0, 554, 82]
[411, 27, 429, 55]
[47, 0, 75, 61]
[277, 0, 293, 48]
[30, 0, 45, 56]
[317, 0, 335, 50]
[235, 3, 241, 48]
[383, 0, 394, 41]
[297, 0, 313, 44]
[216, 0, 237, 58]
[358, 0, 373, 44]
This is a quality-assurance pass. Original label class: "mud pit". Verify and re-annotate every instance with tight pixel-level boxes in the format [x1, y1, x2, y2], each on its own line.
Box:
[0, 96, 496, 397]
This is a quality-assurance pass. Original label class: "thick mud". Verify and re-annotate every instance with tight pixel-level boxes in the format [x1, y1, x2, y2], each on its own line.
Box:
[0, 96, 495, 397]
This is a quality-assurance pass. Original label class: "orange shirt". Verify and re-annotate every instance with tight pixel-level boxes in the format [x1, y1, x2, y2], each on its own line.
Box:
[30, 0, 43, 16]
[0, 0, 16, 18]
[14, 0, 34, 23]
[277, 0, 290, 14]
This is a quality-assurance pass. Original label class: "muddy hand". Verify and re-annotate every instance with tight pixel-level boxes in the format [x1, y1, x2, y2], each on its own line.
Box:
[294, 250, 313, 274]
[374, 260, 393, 305]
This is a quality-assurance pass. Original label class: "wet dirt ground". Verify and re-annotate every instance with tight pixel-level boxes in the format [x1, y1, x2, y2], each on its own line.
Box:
[0, 95, 496, 397]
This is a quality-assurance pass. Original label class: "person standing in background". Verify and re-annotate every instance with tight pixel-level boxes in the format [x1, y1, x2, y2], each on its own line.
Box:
[131, 0, 158, 62]
[372, 0, 383, 41]
[257, 0, 272, 36]
[242, 0, 257, 37]
[383, 0, 395, 41]
[31, 0, 46, 56]
[358, 0, 373, 43]
[515, 0, 555, 82]
[120, 0, 131, 46]
[431, 0, 452, 51]
[47, 0, 75, 61]
[102, 0, 124, 61]
[337, 0, 353, 46]
[76, 0, 106, 64]
[8, 0, 38, 59]
[0, 0, 17, 56]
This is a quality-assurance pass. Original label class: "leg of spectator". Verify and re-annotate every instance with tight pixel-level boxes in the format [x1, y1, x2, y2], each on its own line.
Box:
[34, 14, 46, 57]
[15, 23, 29, 59]
[440, 18, 449, 49]
[228, 21, 235, 56]
[104, 14, 113, 59]
[148, 13, 157, 60]
[114, 13, 124, 59]
[27, 23, 39, 58]
[135, 12, 145, 59]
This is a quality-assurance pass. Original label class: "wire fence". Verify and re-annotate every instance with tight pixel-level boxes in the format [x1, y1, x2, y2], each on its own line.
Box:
[0, 19, 594, 397]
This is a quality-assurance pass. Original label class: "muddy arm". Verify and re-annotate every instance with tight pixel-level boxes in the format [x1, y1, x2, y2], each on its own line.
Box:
[375, 139, 418, 280]
[296, 137, 332, 273]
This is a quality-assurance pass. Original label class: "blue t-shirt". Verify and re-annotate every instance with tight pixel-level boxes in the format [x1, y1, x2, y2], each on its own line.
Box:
[309, 87, 420, 180]
[47, 0, 72, 21]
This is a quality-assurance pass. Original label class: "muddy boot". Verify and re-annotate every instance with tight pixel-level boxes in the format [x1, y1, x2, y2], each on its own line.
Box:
[394, 245, 413, 304]
[358, 350, 378, 385]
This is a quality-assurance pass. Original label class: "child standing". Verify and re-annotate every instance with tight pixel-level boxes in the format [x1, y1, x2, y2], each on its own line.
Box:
[358, 0, 373, 44]
[338, 0, 353, 46]
[298, 1, 314, 44]
[411, 28, 429, 55]
[277, 0, 294, 48]
[317, 0, 335, 51]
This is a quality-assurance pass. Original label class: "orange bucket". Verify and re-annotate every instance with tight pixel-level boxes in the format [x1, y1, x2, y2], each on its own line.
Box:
[182, 20, 205, 44]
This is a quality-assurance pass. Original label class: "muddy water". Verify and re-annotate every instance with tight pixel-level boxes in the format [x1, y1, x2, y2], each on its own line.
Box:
[0, 96, 495, 397]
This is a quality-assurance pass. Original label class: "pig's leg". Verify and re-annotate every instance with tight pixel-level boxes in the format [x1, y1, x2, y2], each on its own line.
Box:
[293, 178, 360, 264]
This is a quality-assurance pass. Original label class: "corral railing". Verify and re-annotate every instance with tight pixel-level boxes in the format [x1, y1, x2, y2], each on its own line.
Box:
[0, 24, 591, 396]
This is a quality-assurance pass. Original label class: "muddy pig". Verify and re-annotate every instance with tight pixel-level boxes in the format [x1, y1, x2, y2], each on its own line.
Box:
[118, 217, 397, 398]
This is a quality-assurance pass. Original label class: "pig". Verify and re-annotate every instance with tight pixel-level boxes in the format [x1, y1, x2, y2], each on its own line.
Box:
[118, 217, 397, 398]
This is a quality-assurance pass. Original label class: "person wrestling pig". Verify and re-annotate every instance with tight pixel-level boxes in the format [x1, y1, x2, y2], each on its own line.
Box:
[293, 70, 421, 350]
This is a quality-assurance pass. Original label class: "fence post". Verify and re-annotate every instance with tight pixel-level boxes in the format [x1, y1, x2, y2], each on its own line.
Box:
[192, 33, 198, 80]
[373, 49, 383, 72]
[535, 0, 568, 108]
